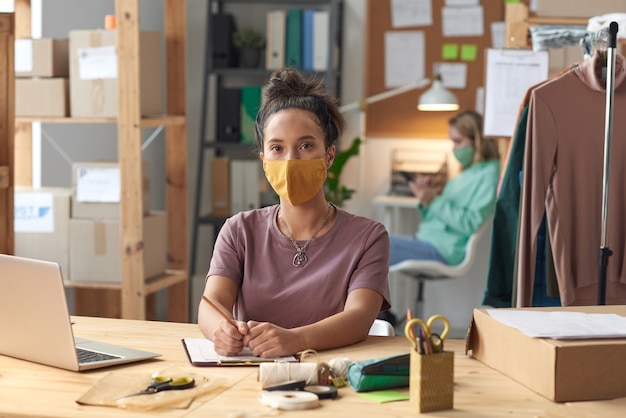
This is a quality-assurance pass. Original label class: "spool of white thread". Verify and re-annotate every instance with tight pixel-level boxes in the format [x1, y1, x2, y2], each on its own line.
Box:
[328, 357, 352, 378]
[258, 391, 319, 410]
[258, 362, 318, 387]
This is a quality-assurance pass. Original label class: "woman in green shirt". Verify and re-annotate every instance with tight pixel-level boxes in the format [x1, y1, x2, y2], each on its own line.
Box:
[388, 110, 500, 267]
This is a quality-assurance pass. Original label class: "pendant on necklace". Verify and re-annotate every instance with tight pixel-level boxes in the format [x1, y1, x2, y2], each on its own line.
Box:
[293, 251, 308, 267]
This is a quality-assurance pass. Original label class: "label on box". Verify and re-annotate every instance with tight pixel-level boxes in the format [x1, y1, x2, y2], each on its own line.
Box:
[78, 46, 118, 80]
[14, 193, 54, 233]
[76, 167, 121, 203]
[14, 39, 33, 72]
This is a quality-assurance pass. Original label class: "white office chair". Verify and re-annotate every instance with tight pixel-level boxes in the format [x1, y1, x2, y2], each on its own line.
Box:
[368, 319, 395, 336]
[389, 217, 493, 323]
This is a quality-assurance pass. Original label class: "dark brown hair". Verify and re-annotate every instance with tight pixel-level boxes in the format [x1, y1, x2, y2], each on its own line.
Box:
[255, 68, 345, 151]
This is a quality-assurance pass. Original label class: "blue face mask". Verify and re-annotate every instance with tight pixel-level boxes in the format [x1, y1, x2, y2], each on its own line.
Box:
[453, 145, 475, 167]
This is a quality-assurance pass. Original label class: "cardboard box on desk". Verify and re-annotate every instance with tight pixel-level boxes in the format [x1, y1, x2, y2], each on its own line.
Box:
[69, 211, 167, 283]
[69, 30, 162, 117]
[14, 187, 71, 279]
[16, 78, 69, 117]
[71, 161, 150, 219]
[467, 306, 626, 402]
[15, 38, 69, 78]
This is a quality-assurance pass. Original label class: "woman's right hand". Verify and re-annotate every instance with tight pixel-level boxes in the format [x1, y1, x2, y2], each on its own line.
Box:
[211, 319, 249, 356]
[409, 175, 440, 208]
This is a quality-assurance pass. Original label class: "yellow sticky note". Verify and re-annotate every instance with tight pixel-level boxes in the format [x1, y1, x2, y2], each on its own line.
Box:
[460, 44, 478, 62]
[442, 44, 459, 60]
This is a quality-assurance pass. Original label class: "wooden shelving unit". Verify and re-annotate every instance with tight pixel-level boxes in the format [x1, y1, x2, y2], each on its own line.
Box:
[0, 12, 14, 256]
[13, 0, 189, 322]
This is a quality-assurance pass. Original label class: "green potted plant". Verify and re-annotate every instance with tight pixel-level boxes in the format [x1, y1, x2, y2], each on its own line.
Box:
[326, 137, 361, 207]
[232, 28, 265, 68]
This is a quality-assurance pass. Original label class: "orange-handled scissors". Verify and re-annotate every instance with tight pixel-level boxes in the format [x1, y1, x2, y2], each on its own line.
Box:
[404, 314, 450, 354]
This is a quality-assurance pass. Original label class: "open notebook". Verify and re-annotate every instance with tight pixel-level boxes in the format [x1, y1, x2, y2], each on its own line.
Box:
[0, 254, 161, 371]
[182, 338, 298, 366]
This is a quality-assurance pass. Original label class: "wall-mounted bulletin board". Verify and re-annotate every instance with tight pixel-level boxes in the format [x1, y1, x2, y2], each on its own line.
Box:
[364, 0, 504, 139]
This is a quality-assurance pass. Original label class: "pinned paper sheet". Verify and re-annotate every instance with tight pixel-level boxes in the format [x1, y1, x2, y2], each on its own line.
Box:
[384, 31, 425, 88]
[442, 43, 459, 60]
[391, 0, 432, 28]
[460, 44, 478, 61]
[442, 6, 484, 37]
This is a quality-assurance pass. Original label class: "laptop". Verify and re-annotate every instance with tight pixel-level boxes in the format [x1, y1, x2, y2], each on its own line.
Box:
[0, 254, 161, 371]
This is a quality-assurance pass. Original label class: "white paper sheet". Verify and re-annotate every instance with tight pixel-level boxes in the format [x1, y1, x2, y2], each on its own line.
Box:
[486, 310, 626, 339]
[14, 192, 54, 233]
[78, 46, 118, 80]
[483, 49, 549, 137]
[391, 0, 432, 28]
[435, 62, 467, 89]
[445, 0, 478, 5]
[490, 21, 505, 49]
[385, 31, 425, 88]
[442, 6, 484, 37]
[14, 39, 33, 72]
[75, 167, 121, 203]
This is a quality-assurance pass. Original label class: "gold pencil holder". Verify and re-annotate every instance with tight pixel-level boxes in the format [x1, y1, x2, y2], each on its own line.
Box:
[409, 349, 454, 413]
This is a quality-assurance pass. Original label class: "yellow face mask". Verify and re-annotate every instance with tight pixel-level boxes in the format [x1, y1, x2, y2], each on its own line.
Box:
[263, 158, 327, 206]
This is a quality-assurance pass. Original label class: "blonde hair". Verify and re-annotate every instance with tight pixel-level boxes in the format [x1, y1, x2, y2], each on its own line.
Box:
[449, 110, 499, 163]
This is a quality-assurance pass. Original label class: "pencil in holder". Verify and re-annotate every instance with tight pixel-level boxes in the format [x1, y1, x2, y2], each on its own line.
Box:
[409, 349, 454, 413]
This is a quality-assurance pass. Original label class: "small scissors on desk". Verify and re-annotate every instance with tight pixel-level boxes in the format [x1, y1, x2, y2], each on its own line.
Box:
[115, 375, 196, 400]
[404, 314, 450, 354]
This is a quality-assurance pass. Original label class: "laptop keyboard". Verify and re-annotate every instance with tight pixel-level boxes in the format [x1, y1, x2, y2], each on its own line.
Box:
[76, 347, 122, 364]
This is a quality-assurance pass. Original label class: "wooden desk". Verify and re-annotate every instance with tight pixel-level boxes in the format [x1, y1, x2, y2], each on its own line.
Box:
[372, 195, 420, 235]
[0, 317, 624, 417]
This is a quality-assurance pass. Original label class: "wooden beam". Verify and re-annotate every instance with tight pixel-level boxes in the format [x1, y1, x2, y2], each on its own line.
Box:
[0, 13, 14, 255]
[164, 0, 189, 322]
[116, 0, 145, 319]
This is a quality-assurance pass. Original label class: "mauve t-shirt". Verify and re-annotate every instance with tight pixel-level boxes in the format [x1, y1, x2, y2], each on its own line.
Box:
[207, 205, 391, 328]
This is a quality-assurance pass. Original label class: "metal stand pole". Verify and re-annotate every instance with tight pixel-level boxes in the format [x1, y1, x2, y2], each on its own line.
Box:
[598, 22, 619, 305]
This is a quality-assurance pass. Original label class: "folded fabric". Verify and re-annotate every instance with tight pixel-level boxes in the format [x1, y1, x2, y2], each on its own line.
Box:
[347, 353, 410, 392]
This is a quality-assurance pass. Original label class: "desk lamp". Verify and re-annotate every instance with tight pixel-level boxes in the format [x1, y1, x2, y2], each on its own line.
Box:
[417, 74, 459, 112]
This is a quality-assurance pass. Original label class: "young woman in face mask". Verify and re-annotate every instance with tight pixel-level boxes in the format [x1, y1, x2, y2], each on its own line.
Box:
[198, 68, 391, 358]
[388, 110, 500, 268]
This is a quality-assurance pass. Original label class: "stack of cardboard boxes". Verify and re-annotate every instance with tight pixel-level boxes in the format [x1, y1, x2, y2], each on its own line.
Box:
[14, 27, 166, 282]
[68, 161, 167, 283]
[15, 28, 162, 118]
[15, 38, 70, 117]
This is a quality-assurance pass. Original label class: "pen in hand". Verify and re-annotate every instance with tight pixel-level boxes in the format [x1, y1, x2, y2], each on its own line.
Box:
[202, 295, 247, 334]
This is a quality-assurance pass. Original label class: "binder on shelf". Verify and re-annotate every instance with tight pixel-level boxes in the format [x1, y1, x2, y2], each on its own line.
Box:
[230, 160, 260, 215]
[265, 10, 286, 70]
[285, 8, 303, 68]
[211, 157, 231, 218]
[313, 10, 329, 71]
[217, 87, 241, 142]
[212, 13, 238, 68]
[240, 85, 261, 144]
[302, 9, 315, 71]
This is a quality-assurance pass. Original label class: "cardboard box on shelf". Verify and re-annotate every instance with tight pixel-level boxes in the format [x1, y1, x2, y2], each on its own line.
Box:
[15, 38, 69, 78]
[68, 211, 167, 283]
[14, 187, 72, 279]
[71, 161, 150, 219]
[15, 78, 69, 117]
[536, 0, 626, 18]
[68, 29, 162, 117]
[467, 306, 626, 402]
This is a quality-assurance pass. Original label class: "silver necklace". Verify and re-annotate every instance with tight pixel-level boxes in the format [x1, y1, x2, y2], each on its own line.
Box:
[278, 203, 333, 267]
